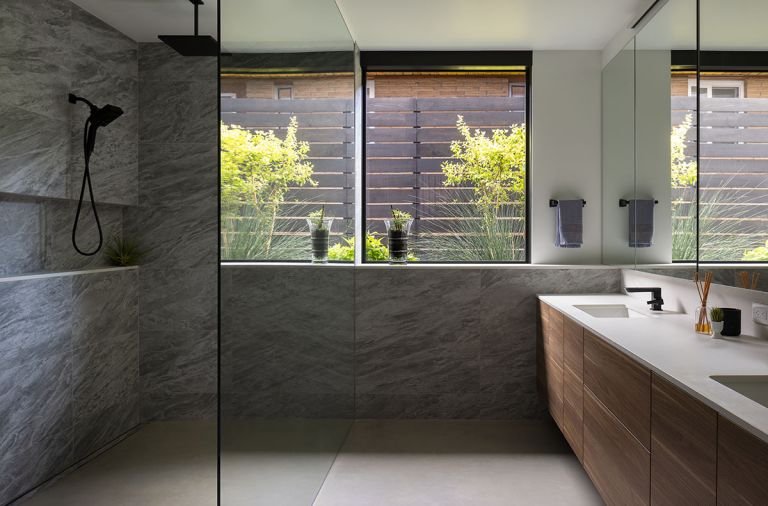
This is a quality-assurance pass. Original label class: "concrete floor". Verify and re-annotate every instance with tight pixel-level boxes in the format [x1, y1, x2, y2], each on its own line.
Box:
[18, 420, 601, 506]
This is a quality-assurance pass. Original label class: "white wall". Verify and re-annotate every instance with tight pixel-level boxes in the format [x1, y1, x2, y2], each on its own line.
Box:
[623, 269, 768, 338]
[531, 51, 603, 264]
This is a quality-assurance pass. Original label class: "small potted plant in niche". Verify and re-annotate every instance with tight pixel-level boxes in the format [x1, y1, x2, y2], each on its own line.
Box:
[710, 307, 725, 337]
[384, 207, 414, 264]
[307, 206, 334, 263]
[104, 231, 144, 266]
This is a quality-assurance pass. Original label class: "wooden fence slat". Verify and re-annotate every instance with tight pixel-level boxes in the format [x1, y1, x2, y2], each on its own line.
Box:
[221, 112, 352, 128]
[307, 159, 354, 172]
[700, 159, 768, 172]
[366, 98, 417, 111]
[366, 113, 418, 127]
[221, 98, 353, 113]
[414, 97, 526, 111]
[672, 111, 768, 127]
[416, 111, 525, 127]
[296, 129, 354, 143]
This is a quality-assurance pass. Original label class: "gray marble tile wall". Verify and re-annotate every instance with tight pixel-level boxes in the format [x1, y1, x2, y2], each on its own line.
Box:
[221, 266, 621, 420]
[130, 43, 218, 422]
[0, 0, 138, 276]
[0, 269, 139, 505]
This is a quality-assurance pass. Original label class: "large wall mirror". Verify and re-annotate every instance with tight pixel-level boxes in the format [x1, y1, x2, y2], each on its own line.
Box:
[602, 0, 767, 292]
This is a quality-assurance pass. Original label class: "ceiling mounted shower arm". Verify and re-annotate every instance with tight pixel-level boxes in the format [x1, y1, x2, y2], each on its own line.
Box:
[192, 0, 201, 36]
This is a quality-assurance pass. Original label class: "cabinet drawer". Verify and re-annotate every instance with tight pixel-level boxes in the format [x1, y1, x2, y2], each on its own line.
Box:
[651, 374, 716, 505]
[563, 316, 584, 379]
[542, 305, 564, 365]
[545, 356, 564, 428]
[718, 417, 768, 505]
[584, 387, 650, 506]
[563, 368, 583, 461]
[584, 331, 651, 448]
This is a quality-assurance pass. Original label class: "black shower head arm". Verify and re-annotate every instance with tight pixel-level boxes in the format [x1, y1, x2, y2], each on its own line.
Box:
[68, 93, 97, 112]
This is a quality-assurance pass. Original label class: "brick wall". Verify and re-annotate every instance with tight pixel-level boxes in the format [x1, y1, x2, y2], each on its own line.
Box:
[672, 73, 768, 98]
[221, 73, 527, 100]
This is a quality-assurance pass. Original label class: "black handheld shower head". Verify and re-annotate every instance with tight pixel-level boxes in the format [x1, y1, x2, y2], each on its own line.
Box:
[91, 104, 123, 127]
[68, 93, 124, 256]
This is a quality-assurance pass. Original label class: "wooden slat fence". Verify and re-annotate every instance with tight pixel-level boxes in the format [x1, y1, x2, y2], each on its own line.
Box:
[365, 96, 527, 245]
[672, 96, 768, 260]
[221, 97, 354, 237]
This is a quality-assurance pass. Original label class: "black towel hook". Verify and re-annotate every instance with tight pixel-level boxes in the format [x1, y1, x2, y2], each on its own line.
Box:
[619, 199, 658, 207]
[550, 199, 586, 208]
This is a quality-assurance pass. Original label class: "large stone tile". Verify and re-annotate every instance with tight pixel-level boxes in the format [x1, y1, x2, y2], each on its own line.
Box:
[354, 269, 483, 399]
[139, 43, 217, 84]
[138, 142, 217, 208]
[221, 391, 354, 420]
[140, 328, 217, 396]
[72, 331, 139, 460]
[125, 204, 216, 271]
[138, 267, 216, 333]
[71, 269, 139, 348]
[42, 199, 123, 271]
[0, 104, 69, 198]
[139, 80, 217, 145]
[0, 277, 72, 366]
[141, 393, 217, 422]
[0, 199, 42, 276]
[0, 0, 72, 121]
[222, 267, 354, 394]
[68, 4, 137, 76]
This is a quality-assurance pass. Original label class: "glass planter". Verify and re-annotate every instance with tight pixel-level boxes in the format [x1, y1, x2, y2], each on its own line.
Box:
[384, 218, 413, 264]
[695, 304, 713, 336]
[307, 217, 334, 263]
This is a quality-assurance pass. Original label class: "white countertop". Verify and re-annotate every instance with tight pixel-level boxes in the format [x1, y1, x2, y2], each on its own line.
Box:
[539, 294, 768, 444]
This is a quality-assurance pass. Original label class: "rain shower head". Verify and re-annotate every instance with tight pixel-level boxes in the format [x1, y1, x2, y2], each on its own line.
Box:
[158, 0, 218, 57]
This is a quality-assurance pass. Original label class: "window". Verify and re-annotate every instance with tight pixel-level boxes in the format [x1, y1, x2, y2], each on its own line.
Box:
[672, 70, 767, 262]
[275, 85, 293, 100]
[688, 79, 744, 98]
[362, 52, 530, 263]
[220, 53, 355, 261]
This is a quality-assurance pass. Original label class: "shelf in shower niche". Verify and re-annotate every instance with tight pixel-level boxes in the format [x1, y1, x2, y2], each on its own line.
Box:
[0, 265, 138, 283]
[0, 191, 137, 208]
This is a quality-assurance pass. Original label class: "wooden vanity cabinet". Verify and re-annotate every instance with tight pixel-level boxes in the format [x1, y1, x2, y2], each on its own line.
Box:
[651, 375, 717, 506]
[584, 330, 651, 448]
[583, 387, 650, 506]
[538, 301, 564, 429]
[717, 417, 768, 505]
[562, 317, 584, 461]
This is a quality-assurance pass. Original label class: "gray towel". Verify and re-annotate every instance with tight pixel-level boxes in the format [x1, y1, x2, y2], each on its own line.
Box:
[629, 199, 655, 247]
[555, 200, 583, 248]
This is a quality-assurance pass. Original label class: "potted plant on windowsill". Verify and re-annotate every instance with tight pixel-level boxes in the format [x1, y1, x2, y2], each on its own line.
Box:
[307, 207, 334, 263]
[384, 207, 413, 264]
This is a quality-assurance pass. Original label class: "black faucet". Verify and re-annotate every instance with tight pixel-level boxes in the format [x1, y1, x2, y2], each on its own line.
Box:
[625, 287, 664, 311]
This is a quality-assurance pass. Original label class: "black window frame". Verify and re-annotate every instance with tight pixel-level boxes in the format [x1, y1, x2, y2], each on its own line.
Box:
[360, 51, 533, 264]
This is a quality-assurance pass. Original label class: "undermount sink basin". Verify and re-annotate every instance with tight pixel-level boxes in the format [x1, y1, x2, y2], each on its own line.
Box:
[573, 304, 648, 319]
[711, 376, 768, 409]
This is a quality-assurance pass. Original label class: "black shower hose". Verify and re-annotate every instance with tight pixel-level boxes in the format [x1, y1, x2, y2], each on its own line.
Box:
[72, 117, 103, 256]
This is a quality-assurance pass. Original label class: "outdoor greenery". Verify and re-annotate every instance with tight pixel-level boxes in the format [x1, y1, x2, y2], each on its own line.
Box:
[328, 234, 417, 262]
[221, 119, 315, 260]
[103, 232, 144, 266]
[419, 116, 527, 261]
[388, 208, 412, 232]
[743, 241, 768, 261]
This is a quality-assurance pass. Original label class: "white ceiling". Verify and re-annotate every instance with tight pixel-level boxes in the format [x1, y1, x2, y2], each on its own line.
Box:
[334, 0, 649, 50]
[69, 0, 652, 52]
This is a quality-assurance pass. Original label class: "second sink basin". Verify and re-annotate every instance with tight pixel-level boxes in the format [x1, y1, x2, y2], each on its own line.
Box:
[574, 304, 648, 319]
[711, 375, 768, 409]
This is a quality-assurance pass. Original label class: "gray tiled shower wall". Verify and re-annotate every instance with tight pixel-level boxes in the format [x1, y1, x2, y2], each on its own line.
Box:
[0, 1, 218, 502]
[221, 266, 622, 420]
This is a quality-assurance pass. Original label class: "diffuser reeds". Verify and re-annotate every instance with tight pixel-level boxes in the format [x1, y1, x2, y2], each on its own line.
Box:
[694, 271, 713, 334]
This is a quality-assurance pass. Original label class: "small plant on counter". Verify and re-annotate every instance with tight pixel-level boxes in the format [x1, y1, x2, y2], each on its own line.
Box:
[710, 307, 725, 336]
[384, 208, 414, 264]
[307, 206, 334, 264]
[104, 232, 144, 266]
[327, 234, 418, 263]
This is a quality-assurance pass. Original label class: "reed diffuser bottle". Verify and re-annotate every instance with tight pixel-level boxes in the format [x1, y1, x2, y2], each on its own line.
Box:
[694, 272, 714, 336]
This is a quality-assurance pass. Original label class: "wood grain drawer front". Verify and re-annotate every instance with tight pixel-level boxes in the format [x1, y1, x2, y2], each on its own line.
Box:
[717, 417, 768, 505]
[651, 375, 717, 506]
[584, 331, 651, 449]
[584, 387, 650, 506]
[563, 316, 584, 379]
[545, 356, 564, 428]
[542, 305, 564, 366]
[563, 368, 583, 461]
